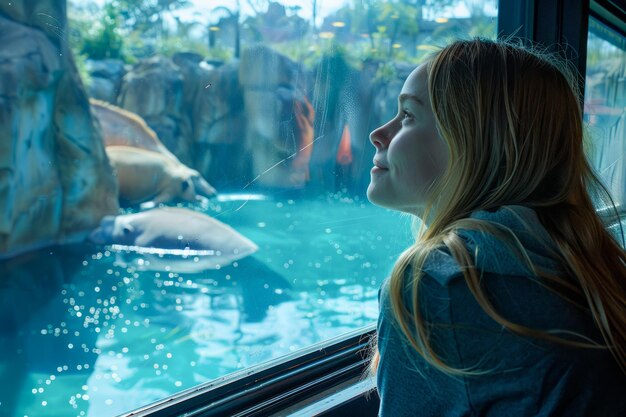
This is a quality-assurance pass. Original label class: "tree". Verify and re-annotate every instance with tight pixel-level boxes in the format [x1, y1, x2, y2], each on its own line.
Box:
[339, 1, 423, 58]
[404, 0, 456, 21]
[81, 1, 125, 60]
[116, 0, 192, 39]
[245, 0, 270, 15]
[312, 0, 318, 33]
[211, 2, 241, 59]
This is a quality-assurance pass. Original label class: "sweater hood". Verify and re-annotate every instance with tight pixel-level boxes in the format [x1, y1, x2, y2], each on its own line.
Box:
[422, 205, 564, 286]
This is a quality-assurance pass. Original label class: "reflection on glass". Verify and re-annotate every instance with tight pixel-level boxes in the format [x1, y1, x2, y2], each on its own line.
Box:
[0, 1, 496, 415]
[584, 17, 626, 207]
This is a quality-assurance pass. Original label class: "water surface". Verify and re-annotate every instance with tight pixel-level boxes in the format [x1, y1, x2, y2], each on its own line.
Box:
[0, 193, 411, 417]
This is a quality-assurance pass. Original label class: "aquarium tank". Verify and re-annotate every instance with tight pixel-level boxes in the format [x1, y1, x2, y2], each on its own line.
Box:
[29, 1, 626, 416]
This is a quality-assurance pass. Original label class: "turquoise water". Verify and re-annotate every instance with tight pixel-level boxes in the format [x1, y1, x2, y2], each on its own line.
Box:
[0, 193, 412, 417]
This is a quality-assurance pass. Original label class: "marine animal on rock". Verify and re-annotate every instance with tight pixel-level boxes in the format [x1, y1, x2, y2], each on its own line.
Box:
[90, 99, 217, 205]
[88, 207, 258, 270]
[105, 145, 216, 206]
[89, 98, 178, 161]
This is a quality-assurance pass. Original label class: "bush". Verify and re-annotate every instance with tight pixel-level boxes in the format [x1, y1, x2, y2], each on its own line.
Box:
[80, 2, 125, 61]
[157, 36, 213, 59]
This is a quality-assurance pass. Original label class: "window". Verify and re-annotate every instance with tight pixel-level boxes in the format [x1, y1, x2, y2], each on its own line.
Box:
[0, 1, 496, 416]
[584, 15, 626, 209]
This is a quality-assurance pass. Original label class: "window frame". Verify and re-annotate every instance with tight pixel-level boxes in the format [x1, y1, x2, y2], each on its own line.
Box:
[121, 2, 626, 415]
[498, 0, 590, 98]
[591, 0, 626, 37]
[122, 326, 377, 417]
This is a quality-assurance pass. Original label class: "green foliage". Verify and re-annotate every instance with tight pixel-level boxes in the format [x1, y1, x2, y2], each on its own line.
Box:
[322, 0, 466, 65]
[68, 9, 94, 84]
[275, 38, 359, 70]
[119, 32, 149, 63]
[72, 50, 93, 88]
[156, 36, 212, 58]
[272, 38, 318, 66]
[69, 0, 198, 63]
[115, 0, 192, 35]
[468, 18, 497, 38]
[375, 61, 398, 82]
[206, 44, 235, 62]
[67, 0, 498, 75]
[81, 2, 125, 60]
[587, 32, 625, 69]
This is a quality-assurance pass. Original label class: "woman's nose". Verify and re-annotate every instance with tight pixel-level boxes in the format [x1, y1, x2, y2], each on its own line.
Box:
[369, 123, 391, 150]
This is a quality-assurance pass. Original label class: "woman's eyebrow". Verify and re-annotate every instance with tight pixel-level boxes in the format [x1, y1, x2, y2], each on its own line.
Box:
[399, 93, 424, 106]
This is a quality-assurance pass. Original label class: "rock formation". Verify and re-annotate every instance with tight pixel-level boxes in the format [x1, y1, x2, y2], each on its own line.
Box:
[0, 1, 118, 258]
[86, 58, 126, 103]
[79, 31, 397, 196]
[118, 55, 193, 165]
[239, 44, 314, 189]
[175, 54, 249, 189]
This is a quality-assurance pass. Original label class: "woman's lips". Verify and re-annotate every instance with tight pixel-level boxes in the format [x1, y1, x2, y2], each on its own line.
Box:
[371, 162, 388, 174]
[372, 159, 389, 173]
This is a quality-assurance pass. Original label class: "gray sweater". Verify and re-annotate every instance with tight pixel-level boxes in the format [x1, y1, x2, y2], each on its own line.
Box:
[376, 205, 626, 416]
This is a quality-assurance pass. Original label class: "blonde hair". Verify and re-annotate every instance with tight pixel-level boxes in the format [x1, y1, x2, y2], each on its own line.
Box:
[369, 38, 626, 378]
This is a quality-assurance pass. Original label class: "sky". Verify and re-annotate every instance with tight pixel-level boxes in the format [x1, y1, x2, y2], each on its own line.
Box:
[178, 0, 498, 25]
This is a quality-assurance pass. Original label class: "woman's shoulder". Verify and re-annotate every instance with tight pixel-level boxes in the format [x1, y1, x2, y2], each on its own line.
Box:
[422, 205, 563, 286]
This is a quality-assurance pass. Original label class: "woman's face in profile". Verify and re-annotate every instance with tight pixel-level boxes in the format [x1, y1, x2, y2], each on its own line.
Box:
[367, 64, 448, 215]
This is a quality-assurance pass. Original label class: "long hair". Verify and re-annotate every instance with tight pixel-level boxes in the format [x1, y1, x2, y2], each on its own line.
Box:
[369, 38, 626, 378]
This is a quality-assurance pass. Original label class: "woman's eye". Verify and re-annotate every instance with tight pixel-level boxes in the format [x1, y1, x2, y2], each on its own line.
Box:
[401, 110, 413, 120]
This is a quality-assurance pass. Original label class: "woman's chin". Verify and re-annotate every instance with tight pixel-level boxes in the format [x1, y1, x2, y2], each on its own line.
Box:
[366, 189, 425, 217]
[365, 183, 380, 206]
[366, 187, 395, 211]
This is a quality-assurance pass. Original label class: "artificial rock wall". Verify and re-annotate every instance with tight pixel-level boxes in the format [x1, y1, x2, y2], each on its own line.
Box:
[0, 1, 118, 258]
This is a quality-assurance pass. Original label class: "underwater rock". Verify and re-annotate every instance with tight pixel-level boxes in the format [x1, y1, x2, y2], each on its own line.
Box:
[0, 243, 97, 414]
[105, 146, 216, 206]
[0, 10, 118, 259]
[88, 207, 258, 270]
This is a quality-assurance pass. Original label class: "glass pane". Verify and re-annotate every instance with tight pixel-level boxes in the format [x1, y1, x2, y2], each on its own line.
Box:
[584, 17, 626, 208]
[0, 1, 496, 415]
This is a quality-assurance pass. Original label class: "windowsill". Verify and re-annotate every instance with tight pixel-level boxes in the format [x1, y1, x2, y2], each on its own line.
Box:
[123, 324, 377, 416]
[271, 377, 378, 417]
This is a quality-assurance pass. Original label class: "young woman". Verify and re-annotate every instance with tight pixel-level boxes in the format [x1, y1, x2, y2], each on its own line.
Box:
[367, 38, 626, 416]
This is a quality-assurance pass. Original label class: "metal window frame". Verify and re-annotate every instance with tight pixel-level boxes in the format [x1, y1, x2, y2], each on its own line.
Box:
[497, 0, 626, 96]
[497, 0, 590, 98]
[590, 0, 626, 37]
[121, 326, 377, 417]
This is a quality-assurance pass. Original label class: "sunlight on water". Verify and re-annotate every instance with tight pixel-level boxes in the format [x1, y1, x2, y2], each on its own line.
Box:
[109, 245, 218, 256]
[215, 193, 269, 202]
